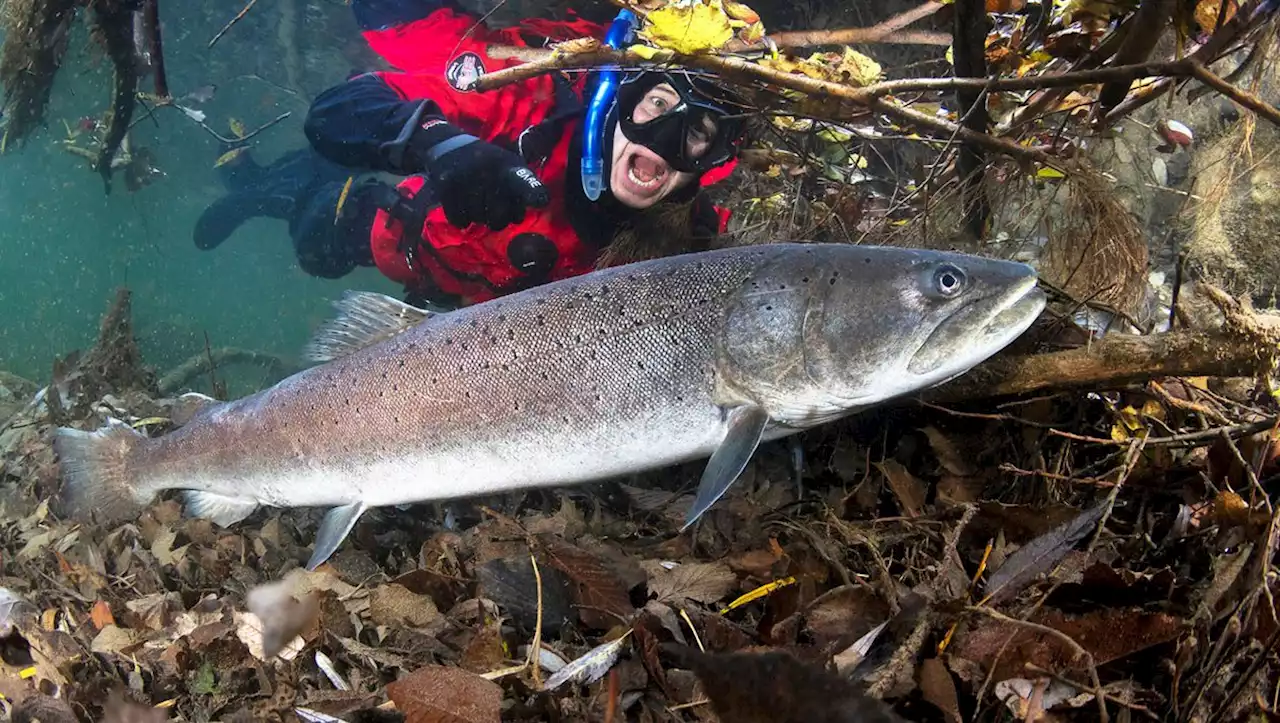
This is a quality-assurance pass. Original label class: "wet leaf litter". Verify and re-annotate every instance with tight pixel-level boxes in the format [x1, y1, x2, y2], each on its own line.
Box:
[5, 276, 1280, 722]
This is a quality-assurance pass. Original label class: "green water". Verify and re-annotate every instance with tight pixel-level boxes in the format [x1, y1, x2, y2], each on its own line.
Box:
[0, 0, 398, 392]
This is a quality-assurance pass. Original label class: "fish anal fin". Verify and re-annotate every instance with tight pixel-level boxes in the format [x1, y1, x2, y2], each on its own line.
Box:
[682, 405, 770, 531]
[306, 502, 366, 571]
[184, 490, 259, 527]
[302, 291, 435, 364]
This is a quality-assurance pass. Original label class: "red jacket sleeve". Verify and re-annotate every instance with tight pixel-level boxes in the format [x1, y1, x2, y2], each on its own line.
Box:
[305, 7, 557, 174]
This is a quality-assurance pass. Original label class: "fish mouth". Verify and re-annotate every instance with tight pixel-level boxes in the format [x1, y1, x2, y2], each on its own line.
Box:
[907, 273, 1046, 378]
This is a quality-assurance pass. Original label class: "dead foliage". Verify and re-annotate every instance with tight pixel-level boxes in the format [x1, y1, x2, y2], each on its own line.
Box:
[5, 288, 1280, 722]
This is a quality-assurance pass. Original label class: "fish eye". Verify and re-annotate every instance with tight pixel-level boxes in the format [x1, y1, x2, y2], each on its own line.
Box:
[933, 264, 966, 296]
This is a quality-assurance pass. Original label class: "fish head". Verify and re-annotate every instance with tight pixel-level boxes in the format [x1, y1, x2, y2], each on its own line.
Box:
[716, 244, 1046, 425]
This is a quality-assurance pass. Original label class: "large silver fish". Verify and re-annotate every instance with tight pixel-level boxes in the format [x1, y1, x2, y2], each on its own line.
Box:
[54, 242, 1046, 569]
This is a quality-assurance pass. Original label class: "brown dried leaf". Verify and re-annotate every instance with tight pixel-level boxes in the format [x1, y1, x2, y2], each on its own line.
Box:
[90, 600, 115, 630]
[537, 535, 634, 629]
[369, 584, 442, 631]
[918, 657, 961, 723]
[90, 624, 141, 655]
[459, 619, 507, 673]
[921, 426, 977, 477]
[646, 561, 738, 604]
[951, 607, 1183, 683]
[803, 586, 891, 649]
[386, 665, 502, 723]
[876, 460, 926, 517]
[983, 501, 1108, 603]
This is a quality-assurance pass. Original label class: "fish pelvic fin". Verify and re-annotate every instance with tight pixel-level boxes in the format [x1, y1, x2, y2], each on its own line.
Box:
[681, 404, 770, 531]
[306, 502, 366, 571]
[302, 290, 435, 364]
[53, 418, 154, 523]
[183, 490, 259, 527]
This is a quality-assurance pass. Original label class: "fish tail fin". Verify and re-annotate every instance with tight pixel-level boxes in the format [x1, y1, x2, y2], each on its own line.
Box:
[53, 418, 155, 522]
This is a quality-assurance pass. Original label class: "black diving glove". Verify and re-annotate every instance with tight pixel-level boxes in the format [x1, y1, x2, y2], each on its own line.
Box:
[409, 119, 550, 231]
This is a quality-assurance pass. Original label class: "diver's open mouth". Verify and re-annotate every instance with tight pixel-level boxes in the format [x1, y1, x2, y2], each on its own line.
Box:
[625, 152, 670, 192]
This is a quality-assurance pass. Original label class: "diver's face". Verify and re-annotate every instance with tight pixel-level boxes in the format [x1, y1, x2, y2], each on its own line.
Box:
[608, 82, 717, 209]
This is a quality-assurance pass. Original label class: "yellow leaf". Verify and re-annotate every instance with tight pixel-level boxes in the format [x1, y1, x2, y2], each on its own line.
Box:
[765, 164, 782, 177]
[627, 43, 663, 61]
[640, 0, 736, 54]
[1036, 166, 1066, 179]
[334, 175, 355, 224]
[738, 20, 766, 44]
[1110, 422, 1130, 442]
[1140, 398, 1165, 422]
[214, 147, 249, 168]
[719, 576, 796, 614]
[130, 417, 170, 429]
[723, 0, 759, 23]
[229, 118, 247, 138]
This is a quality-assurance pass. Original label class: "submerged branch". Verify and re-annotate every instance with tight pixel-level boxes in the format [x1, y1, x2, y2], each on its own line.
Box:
[466, 48, 1062, 168]
[158, 348, 297, 396]
[930, 327, 1276, 403]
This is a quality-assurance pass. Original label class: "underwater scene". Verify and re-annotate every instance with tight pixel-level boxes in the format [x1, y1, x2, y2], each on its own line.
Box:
[2, 0, 1280, 720]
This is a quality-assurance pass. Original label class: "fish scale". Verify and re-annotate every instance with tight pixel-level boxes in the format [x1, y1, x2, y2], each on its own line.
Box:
[53, 242, 1047, 570]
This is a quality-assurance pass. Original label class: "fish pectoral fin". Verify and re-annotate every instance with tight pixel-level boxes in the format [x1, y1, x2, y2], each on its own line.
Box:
[183, 490, 259, 527]
[302, 290, 436, 364]
[306, 502, 366, 571]
[681, 404, 770, 531]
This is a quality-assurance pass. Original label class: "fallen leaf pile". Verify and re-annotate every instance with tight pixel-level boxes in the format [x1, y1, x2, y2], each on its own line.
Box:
[3, 283, 1280, 723]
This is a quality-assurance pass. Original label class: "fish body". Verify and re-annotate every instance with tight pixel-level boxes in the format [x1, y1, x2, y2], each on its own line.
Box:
[55, 242, 1046, 568]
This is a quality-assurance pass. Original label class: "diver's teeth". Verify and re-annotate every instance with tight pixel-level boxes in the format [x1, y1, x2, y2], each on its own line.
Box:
[627, 166, 662, 189]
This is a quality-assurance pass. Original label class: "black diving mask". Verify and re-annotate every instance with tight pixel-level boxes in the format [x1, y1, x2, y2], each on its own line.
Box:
[613, 71, 744, 174]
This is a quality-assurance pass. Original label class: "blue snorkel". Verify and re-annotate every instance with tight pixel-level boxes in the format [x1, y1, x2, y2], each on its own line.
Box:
[581, 9, 637, 201]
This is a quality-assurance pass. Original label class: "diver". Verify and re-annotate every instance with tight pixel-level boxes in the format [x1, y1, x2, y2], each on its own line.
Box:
[192, 0, 753, 308]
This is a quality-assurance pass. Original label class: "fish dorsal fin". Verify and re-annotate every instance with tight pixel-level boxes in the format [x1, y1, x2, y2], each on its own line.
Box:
[302, 291, 436, 364]
[681, 404, 770, 531]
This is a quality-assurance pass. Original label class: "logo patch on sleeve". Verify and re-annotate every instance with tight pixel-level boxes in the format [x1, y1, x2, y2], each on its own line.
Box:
[445, 52, 486, 92]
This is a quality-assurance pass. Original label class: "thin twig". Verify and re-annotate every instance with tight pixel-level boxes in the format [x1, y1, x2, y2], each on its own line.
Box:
[725, 0, 949, 51]
[194, 111, 291, 144]
[208, 0, 262, 49]
[528, 551, 544, 689]
[966, 606, 1111, 723]
[1188, 60, 1280, 126]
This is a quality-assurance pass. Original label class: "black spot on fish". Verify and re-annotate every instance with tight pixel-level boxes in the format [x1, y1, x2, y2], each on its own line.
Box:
[765, 305, 773, 311]
[507, 329, 516, 340]
[393, 384, 400, 392]
[445, 338, 453, 345]
[398, 360, 406, 367]
[802, 277, 810, 283]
